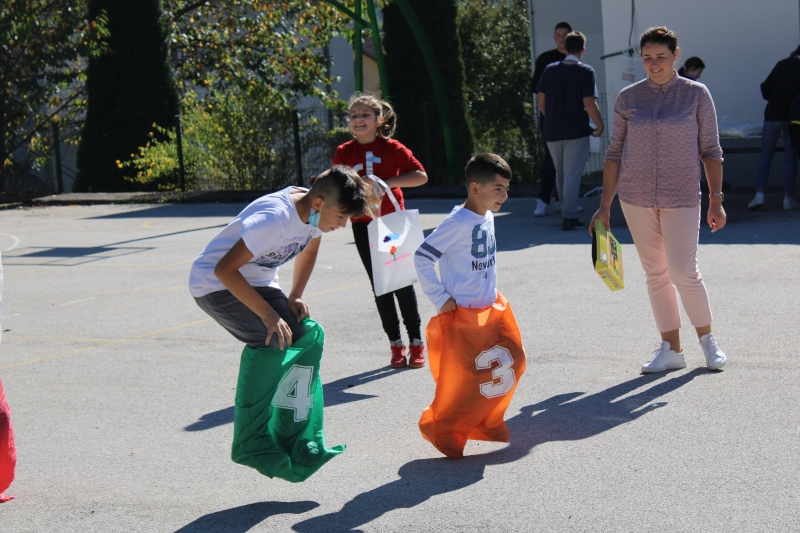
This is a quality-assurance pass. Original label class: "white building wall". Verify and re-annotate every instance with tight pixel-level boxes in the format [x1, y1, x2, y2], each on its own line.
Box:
[601, 0, 800, 130]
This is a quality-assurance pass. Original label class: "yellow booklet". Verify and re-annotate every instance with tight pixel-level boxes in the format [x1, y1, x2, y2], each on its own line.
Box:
[592, 220, 624, 291]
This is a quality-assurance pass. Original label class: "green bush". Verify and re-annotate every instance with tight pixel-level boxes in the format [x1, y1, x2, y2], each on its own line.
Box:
[120, 92, 342, 190]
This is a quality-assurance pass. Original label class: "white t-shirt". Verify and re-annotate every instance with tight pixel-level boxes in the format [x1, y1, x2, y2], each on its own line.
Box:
[414, 205, 497, 311]
[189, 187, 321, 298]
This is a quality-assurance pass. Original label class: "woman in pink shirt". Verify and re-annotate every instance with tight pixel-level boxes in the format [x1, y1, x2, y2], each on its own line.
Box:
[590, 26, 727, 374]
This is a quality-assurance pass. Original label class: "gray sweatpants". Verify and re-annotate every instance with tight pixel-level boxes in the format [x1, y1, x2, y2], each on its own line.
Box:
[547, 136, 590, 219]
[194, 286, 307, 348]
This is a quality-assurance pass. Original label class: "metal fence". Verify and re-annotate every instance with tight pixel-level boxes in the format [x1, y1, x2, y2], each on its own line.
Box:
[299, 93, 610, 190]
[14, 93, 611, 194]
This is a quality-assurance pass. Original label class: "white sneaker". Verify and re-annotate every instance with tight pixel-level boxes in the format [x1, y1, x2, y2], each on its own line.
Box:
[783, 197, 800, 210]
[747, 192, 765, 210]
[641, 341, 686, 373]
[534, 198, 548, 217]
[699, 333, 726, 370]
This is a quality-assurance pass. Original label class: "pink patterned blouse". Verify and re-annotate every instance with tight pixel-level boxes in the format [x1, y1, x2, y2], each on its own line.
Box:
[604, 73, 723, 208]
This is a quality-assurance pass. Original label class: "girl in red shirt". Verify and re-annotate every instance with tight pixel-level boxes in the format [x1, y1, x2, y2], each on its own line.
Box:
[333, 95, 428, 368]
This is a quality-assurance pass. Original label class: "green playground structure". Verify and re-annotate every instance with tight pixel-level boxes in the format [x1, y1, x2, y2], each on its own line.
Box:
[321, 0, 458, 186]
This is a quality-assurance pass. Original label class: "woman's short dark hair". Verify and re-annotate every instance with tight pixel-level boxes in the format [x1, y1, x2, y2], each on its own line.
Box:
[639, 26, 679, 54]
[565, 31, 586, 55]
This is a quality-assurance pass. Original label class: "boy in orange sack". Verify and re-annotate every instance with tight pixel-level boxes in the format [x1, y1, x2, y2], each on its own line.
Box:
[413, 153, 527, 459]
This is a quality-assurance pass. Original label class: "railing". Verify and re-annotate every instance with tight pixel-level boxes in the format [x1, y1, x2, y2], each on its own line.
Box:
[21, 94, 610, 193]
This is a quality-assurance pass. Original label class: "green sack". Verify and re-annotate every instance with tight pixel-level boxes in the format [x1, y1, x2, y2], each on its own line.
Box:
[231, 319, 344, 482]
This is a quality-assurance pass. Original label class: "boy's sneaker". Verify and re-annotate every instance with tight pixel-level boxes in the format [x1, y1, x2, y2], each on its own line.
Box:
[747, 192, 765, 210]
[641, 341, 686, 373]
[408, 339, 425, 368]
[390, 341, 407, 368]
[534, 198, 548, 217]
[699, 333, 727, 370]
[562, 217, 586, 231]
[783, 197, 800, 210]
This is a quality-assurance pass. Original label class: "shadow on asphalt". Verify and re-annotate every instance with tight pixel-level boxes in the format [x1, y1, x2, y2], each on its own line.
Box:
[87, 203, 246, 219]
[183, 366, 399, 431]
[184, 406, 235, 432]
[291, 369, 710, 533]
[173, 500, 319, 533]
[410, 196, 800, 247]
[78, 195, 799, 247]
[4, 224, 225, 265]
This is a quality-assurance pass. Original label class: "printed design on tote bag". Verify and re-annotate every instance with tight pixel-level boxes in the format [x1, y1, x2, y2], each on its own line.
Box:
[254, 236, 313, 269]
[376, 216, 411, 254]
[383, 233, 401, 261]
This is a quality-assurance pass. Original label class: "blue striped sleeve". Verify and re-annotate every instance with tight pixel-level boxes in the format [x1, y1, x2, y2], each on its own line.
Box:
[418, 241, 442, 258]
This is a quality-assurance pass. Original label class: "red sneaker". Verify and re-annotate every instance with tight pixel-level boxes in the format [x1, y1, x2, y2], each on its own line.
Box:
[390, 344, 407, 368]
[408, 342, 425, 368]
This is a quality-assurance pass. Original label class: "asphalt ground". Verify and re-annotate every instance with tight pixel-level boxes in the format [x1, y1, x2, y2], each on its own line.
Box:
[0, 193, 797, 532]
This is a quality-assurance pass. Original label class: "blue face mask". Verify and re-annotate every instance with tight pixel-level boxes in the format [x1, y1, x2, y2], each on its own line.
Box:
[309, 205, 321, 228]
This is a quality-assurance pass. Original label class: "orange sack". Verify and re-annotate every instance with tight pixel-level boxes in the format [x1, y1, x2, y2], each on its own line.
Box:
[418, 292, 526, 459]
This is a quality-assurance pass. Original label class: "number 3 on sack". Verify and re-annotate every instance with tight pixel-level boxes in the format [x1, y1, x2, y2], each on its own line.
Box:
[272, 365, 314, 421]
[475, 347, 516, 398]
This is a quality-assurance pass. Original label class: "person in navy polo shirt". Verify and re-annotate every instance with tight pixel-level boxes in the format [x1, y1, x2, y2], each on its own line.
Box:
[537, 31, 604, 230]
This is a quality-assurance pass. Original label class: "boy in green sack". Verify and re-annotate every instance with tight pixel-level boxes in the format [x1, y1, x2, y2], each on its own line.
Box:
[189, 166, 369, 482]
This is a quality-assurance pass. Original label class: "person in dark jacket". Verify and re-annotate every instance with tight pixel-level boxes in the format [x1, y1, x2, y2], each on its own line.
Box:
[532, 21, 572, 217]
[678, 56, 705, 80]
[748, 46, 800, 211]
[788, 93, 800, 152]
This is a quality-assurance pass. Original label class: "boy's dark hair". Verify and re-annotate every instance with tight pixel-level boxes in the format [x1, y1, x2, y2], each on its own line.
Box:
[565, 31, 586, 55]
[682, 56, 705, 70]
[465, 153, 512, 186]
[555, 21, 572, 33]
[639, 26, 679, 54]
[309, 165, 369, 217]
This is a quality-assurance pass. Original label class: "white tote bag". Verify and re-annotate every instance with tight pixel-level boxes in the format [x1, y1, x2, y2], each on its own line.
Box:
[367, 177, 425, 296]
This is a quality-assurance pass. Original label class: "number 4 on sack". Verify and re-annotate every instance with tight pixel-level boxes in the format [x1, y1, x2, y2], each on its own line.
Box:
[272, 365, 314, 422]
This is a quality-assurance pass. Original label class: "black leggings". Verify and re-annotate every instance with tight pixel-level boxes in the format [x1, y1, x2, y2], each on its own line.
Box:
[352, 221, 422, 343]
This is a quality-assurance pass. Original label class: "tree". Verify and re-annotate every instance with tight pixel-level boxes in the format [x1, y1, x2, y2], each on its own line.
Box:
[101, 1, 351, 191]
[163, 1, 349, 111]
[383, 0, 474, 185]
[0, 0, 106, 192]
[457, 0, 539, 183]
[75, 0, 179, 192]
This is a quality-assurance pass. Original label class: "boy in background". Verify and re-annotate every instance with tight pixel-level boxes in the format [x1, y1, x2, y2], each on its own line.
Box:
[413, 153, 526, 459]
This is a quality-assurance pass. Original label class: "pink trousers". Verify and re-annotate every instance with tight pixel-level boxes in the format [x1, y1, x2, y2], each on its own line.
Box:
[620, 202, 713, 333]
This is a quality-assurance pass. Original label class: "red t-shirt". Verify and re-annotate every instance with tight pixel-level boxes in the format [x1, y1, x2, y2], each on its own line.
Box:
[332, 137, 425, 223]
